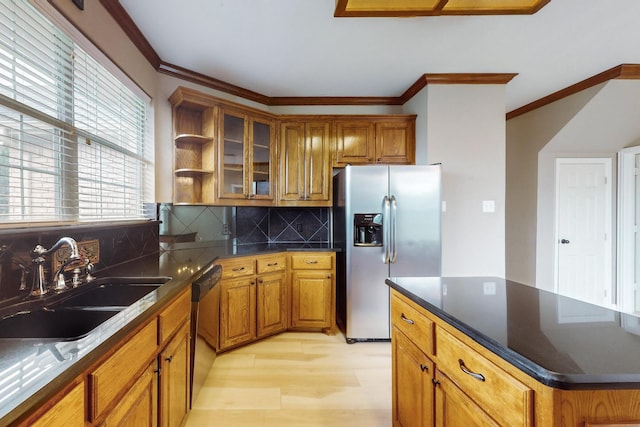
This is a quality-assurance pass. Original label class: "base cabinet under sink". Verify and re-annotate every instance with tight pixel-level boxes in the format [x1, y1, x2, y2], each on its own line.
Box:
[18, 287, 191, 427]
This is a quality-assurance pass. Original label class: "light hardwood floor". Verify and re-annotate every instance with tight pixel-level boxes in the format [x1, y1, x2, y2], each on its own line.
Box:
[186, 332, 392, 427]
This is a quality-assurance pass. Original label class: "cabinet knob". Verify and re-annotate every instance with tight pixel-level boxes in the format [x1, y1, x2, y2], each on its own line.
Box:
[165, 355, 173, 363]
[432, 379, 440, 387]
[420, 364, 429, 373]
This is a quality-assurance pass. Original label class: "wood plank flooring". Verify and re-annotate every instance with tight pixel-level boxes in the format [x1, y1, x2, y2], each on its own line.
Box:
[186, 332, 392, 427]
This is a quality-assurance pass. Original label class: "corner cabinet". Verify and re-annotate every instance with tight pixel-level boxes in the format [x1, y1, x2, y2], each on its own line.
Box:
[333, 116, 416, 167]
[169, 88, 216, 205]
[218, 254, 288, 351]
[218, 107, 277, 205]
[278, 120, 332, 207]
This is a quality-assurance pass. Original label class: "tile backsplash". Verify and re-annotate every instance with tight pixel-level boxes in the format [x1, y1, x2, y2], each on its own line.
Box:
[160, 204, 329, 245]
[236, 207, 329, 244]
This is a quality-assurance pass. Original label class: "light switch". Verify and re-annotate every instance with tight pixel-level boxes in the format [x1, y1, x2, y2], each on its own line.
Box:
[482, 200, 495, 213]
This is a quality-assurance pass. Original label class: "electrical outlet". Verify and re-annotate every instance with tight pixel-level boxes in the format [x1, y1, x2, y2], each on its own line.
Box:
[483, 281, 497, 295]
[222, 223, 230, 235]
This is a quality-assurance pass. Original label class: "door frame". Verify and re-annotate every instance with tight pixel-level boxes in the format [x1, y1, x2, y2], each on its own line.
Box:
[617, 146, 640, 313]
[553, 157, 613, 306]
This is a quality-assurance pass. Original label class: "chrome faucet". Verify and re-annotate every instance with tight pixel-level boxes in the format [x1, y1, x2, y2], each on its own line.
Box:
[31, 237, 81, 296]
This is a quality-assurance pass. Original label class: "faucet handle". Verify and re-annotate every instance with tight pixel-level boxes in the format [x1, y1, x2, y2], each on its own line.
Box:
[51, 271, 68, 292]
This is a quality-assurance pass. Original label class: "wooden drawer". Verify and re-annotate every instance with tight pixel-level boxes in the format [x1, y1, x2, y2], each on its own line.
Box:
[436, 326, 533, 427]
[158, 288, 190, 344]
[257, 253, 286, 274]
[89, 320, 158, 422]
[391, 291, 435, 356]
[290, 252, 333, 270]
[219, 257, 256, 278]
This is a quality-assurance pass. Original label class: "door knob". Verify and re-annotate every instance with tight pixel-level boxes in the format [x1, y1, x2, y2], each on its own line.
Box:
[560, 239, 570, 244]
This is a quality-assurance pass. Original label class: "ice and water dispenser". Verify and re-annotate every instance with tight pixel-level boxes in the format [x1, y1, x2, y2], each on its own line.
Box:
[353, 213, 383, 246]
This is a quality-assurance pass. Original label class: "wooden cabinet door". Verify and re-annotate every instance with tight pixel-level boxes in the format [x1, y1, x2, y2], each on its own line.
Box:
[290, 270, 331, 328]
[218, 108, 249, 201]
[256, 271, 287, 337]
[248, 116, 276, 203]
[28, 382, 85, 427]
[279, 121, 305, 203]
[160, 322, 190, 427]
[434, 370, 499, 427]
[219, 277, 256, 350]
[392, 328, 435, 427]
[304, 121, 331, 203]
[376, 120, 415, 164]
[101, 361, 158, 427]
[334, 120, 375, 166]
[278, 120, 331, 206]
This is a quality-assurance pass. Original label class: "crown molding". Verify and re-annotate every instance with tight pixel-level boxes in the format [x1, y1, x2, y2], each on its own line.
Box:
[506, 64, 640, 120]
[98, 0, 161, 69]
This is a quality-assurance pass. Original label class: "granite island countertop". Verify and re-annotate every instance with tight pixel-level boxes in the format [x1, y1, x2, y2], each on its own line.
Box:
[386, 276, 640, 390]
[0, 240, 336, 425]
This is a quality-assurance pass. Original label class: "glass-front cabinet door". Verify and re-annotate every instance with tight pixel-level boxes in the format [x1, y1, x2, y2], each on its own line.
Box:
[218, 107, 275, 205]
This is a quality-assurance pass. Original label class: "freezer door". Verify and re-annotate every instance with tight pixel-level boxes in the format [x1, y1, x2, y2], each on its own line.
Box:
[344, 165, 392, 340]
[389, 165, 441, 277]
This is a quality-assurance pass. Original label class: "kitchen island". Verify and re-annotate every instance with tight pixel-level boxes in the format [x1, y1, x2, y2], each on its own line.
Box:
[386, 276, 640, 426]
[0, 240, 334, 426]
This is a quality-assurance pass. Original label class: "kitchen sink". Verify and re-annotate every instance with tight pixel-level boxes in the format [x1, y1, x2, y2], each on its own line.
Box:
[54, 276, 171, 308]
[0, 276, 172, 340]
[0, 308, 121, 340]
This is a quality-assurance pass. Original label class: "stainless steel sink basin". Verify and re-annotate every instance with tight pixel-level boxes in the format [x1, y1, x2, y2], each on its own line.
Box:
[0, 308, 121, 340]
[55, 276, 171, 308]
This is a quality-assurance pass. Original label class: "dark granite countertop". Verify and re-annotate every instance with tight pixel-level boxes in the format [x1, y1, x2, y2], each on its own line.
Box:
[0, 240, 336, 425]
[386, 276, 640, 390]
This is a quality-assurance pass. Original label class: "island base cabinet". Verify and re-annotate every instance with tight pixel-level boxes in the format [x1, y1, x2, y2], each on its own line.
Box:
[100, 360, 158, 427]
[160, 321, 190, 427]
[392, 327, 434, 427]
[434, 371, 499, 427]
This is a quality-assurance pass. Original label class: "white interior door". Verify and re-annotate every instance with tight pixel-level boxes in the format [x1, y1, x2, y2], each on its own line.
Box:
[555, 158, 613, 307]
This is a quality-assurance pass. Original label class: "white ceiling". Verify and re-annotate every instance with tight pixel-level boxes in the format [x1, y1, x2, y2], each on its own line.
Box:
[119, 0, 640, 112]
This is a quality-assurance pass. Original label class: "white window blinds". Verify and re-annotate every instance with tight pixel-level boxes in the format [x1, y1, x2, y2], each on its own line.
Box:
[0, 0, 153, 223]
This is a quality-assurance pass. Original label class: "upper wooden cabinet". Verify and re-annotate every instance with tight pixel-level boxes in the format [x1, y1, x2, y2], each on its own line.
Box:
[169, 87, 417, 206]
[278, 120, 332, 206]
[333, 116, 416, 167]
[217, 107, 276, 205]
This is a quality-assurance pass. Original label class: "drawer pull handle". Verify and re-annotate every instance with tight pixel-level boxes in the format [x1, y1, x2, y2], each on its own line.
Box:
[232, 266, 246, 272]
[267, 262, 279, 267]
[400, 313, 415, 325]
[304, 260, 319, 264]
[420, 364, 429, 372]
[458, 359, 485, 382]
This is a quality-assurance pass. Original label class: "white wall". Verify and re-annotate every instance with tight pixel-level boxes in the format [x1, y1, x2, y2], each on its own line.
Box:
[506, 79, 640, 291]
[424, 84, 507, 277]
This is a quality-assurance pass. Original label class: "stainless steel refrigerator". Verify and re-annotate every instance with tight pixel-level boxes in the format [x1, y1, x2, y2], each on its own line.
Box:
[333, 164, 441, 342]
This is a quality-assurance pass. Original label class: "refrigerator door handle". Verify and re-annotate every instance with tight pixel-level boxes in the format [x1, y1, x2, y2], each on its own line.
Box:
[390, 195, 397, 263]
[382, 195, 390, 264]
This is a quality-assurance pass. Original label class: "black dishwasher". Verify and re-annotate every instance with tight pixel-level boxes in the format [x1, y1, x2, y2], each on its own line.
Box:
[190, 263, 222, 408]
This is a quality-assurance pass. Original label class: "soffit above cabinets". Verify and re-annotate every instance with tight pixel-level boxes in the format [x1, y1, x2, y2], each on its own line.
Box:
[334, 0, 550, 17]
